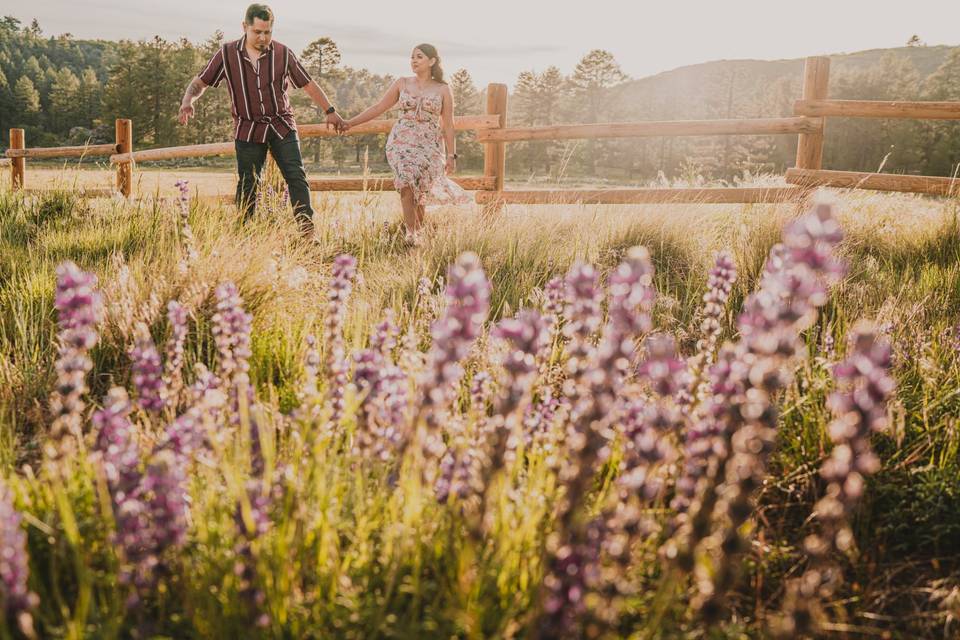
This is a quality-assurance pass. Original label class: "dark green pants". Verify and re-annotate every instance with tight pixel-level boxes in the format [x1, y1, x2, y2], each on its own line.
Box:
[235, 129, 313, 227]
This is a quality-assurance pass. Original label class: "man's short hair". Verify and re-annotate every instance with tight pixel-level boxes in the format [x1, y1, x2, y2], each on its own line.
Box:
[244, 4, 274, 25]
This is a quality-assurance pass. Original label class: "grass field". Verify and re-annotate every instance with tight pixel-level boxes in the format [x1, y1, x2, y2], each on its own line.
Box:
[0, 173, 958, 638]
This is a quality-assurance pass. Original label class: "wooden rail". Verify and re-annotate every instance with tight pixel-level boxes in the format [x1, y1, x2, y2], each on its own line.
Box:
[795, 99, 960, 120]
[111, 141, 235, 164]
[309, 176, 495, 191]
[5, 143, 119, 159]
[476, 117, 821, 143]
[300, 114, 500, 138]
[476, 187, 805, 205]
[108, 115, 500, 163]
[786, 168, 960, 197]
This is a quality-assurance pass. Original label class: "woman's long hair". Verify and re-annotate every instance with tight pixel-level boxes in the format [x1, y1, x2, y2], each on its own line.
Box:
[415, 43, 445, 84]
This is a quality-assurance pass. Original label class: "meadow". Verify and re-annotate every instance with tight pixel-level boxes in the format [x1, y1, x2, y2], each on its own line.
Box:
[0, 174, 958, 639]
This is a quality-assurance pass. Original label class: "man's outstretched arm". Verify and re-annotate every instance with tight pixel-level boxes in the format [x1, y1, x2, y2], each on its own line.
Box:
[302, 80, 346, 132]
[179, 77, 209, 125]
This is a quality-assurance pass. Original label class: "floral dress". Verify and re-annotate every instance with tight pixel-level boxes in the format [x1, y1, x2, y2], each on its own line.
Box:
[385, 84, 470, 206]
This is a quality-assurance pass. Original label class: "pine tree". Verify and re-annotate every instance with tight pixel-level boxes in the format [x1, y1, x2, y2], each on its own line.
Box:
[49, 67, 80, 133]
[13, 75, 40, 125]
[188, 32, 232, 144]
[299, 38, 342, 163]
[449, 68, 482, 169]
[566, 50, 627, 174]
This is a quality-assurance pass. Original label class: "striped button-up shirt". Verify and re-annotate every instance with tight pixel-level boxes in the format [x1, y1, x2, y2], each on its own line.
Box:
[198, 36, 313, 143]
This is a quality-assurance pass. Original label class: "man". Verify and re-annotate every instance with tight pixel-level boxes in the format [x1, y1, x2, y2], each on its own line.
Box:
[178, 3, 345, 235]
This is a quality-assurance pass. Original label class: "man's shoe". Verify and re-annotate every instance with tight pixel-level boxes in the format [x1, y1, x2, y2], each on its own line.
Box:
[297, 217, 315, 240]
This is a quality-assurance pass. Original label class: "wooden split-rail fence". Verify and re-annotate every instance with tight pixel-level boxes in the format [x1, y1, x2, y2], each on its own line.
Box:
[5, 57, 960, 206]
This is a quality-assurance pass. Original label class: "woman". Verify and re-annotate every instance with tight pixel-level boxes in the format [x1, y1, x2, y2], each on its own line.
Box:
[345, 44, 469, 243]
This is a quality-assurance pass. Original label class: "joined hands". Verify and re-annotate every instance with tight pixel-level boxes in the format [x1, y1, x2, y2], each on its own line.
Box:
[326, 112, 352, 135]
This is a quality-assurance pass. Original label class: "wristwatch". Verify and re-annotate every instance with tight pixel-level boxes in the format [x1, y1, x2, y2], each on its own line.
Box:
[325, 106, 336, 115]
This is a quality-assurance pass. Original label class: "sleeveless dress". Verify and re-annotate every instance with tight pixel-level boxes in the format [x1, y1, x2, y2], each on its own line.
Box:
[385, 84, 470, 207]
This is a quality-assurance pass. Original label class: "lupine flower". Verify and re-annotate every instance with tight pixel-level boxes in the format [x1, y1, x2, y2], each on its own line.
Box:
[680, 252, 737, 414]
[113, 449, 190, 608]
[174, 179, 198, 276]
[416, 253, 491, 462]
[589, 334, 682, 625]
[93, 387, 141, 499]
[948, 322, 960, 355]
[296, 334, 322, 420]
[212, 282, 253, 392]
[369, 364, 410, 460]
[324, 255, 358, 430]
[130, 322, 166, 413]
[695, 199, 845, 619]
[493, 310, 549, 417]
[536, 248, 655, 636]
[560, 264, 603, 402]
[233, 481, 272, 628]
[212, 283, 262, 473]
[821, 326, 836, 362]
[537, 520, 604, 639]
[351, 311, 410, 462]
[467, 311, 548, 534]
[370, 309, 399, 355]
[141, 450, 189, 552]
[558, 248, 655, 528]
[0, 479, 39, 637]
[781, 322, 895, 636]
[434, 424, 482, 504]
[352, 347, 384, 456]
[188, 363, 222, 412]
[541, 275, 566, 354]
[48, 260, 104, 458]
[163, 300, 189, 407]
[469, 370, 493, 415]
[637, 333, 686, 398]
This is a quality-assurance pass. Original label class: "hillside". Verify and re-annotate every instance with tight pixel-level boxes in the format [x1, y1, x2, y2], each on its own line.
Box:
[614, 44, 958, 119]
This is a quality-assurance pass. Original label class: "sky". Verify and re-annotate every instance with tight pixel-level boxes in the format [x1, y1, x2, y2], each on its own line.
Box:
[3, 1, 960, 85]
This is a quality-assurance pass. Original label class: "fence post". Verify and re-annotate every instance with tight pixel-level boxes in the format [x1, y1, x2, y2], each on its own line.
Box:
[116, 119, 133, 197]
[483, 83, 508, 213]
[795, 56, 830, 171]
[10, 129, 25, 190]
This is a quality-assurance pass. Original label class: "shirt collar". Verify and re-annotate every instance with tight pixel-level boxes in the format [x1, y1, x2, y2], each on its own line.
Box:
[238, 34, 274, 60]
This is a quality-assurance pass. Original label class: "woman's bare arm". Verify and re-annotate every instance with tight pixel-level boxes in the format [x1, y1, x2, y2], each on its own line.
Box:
[346, 79, 403, 128]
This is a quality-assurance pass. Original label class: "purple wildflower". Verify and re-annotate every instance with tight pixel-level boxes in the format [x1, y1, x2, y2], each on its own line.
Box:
[467, 311, 548, 535]
[695, 198, 845, 619]
[324, 255, 358, 430]
[637, 333, 686, 398]
[233, 481, 272, 628]
[130, 323, 166, 414]
[415, 252, 491, 460]
[93, 387, 141, 499]
[174, 179, 198, 275]
[536, 248, 655, 636]
[48, 260, 104, 458]
[0, 480, 39, 637]
[781, 322, 895, 635]
[296, 334, 322, 421]
[212, 283, 260, 470]
[680, 252, 737, 414]
[163, 300, 189, 407]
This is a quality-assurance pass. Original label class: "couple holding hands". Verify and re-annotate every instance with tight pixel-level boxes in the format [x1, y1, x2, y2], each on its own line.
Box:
[178, 3, 468, 244]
